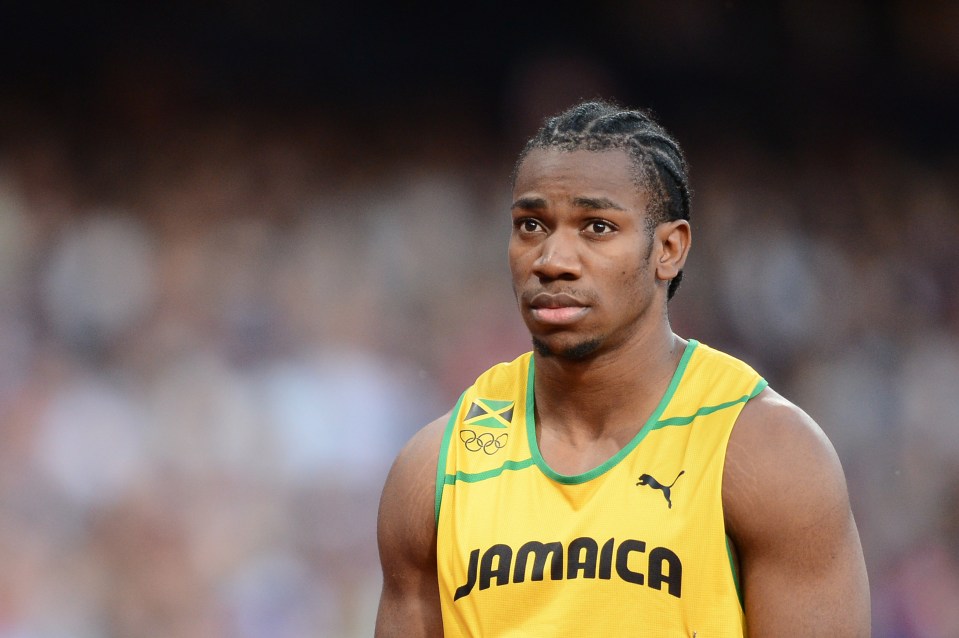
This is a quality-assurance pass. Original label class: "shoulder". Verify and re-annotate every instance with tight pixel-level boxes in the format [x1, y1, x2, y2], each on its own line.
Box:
[378, 413, 449, 564]
[375, 414, 449, 635]
[722, 388, 870, 638]
[722, 386, 871, 634]
[377, 413, 450, 550]
[727, 385, 838, 473]
[377, 353, 529, 545]
[723, 386, 847, 542]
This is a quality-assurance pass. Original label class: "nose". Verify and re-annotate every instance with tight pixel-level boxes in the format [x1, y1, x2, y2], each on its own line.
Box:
[532, 230, 582, 281]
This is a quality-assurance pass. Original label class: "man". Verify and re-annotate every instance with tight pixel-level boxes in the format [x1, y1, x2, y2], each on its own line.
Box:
[375, 100, 870, 636]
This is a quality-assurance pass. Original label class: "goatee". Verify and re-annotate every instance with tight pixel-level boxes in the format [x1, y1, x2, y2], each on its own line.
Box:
[532, 337, 602, 361]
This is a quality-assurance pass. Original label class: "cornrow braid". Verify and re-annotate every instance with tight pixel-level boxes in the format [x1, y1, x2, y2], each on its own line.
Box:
[514, 100, 692, 300]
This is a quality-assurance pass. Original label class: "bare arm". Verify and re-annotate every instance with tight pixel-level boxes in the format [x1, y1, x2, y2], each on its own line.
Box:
[724, 388, 870, 636]
[374, 414, 448, 637]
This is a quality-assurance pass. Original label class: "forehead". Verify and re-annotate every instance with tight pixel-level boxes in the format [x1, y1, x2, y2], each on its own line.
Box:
[513, 148, 641, 200]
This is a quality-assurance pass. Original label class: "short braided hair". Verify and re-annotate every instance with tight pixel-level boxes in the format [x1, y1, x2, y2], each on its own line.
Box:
[514, 100, 691, 300]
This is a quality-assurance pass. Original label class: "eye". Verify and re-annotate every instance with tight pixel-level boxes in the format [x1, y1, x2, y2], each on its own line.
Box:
[515, 218, 544, 233]
[585, 219, 616, 235]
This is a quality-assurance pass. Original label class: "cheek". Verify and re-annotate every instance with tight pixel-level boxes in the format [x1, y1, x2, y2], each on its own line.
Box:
[610, 259, 652, 298]
[507, 253, 521, 279]
[508, 244, 534, 276]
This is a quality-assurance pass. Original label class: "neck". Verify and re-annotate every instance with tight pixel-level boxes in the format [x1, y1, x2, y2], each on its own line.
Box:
[532, 322, 687, 441]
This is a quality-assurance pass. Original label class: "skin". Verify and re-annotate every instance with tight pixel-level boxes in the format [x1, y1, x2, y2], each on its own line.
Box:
[375, 148, 870, 636]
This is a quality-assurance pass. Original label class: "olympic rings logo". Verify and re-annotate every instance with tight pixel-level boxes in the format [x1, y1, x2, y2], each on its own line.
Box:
[460, 429, 508, 455]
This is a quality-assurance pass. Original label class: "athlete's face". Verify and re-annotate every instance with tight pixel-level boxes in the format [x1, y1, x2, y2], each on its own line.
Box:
[508, 148, 688, 361]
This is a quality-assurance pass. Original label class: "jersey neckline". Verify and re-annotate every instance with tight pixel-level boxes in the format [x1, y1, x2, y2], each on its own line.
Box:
[525, 339, 699, 485]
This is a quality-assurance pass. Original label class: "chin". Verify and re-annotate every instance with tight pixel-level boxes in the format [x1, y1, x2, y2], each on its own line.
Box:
[532, 336, 603, 361]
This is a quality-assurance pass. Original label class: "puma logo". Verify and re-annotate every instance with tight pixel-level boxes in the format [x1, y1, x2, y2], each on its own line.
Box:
[636, 470, 685, 509]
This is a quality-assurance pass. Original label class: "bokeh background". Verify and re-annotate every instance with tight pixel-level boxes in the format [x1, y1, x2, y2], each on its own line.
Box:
[1, 2, 958, 636]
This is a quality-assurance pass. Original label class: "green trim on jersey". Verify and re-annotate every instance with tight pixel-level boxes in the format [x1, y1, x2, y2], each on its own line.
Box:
[726, 535, 745, 610]
[436, 342, 764, 635]
[435, 350, 769, 519]
[653, 377, 768, 429]
[526, 339, 699, 485]
[442, 458, 536, 485]
[435, 391, 467, 523]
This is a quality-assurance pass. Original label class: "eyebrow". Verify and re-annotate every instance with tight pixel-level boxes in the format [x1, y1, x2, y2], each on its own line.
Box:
[510, 195, 627, 211]
[572, 196, 626, 211]
[511, 196, 547, 211]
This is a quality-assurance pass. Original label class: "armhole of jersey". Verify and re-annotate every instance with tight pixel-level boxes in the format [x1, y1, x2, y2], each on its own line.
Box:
[434, 391, 467, 525]
[725, 534, 745, 611]
[724, 376, 767, 613]
[748, 377, 769, 400]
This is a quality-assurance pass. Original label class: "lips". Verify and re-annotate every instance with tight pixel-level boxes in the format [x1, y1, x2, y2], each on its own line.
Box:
[528, 292, 590, 326]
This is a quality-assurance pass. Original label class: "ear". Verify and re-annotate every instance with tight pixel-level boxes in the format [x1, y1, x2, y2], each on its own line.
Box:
[654, 220, 691, 283]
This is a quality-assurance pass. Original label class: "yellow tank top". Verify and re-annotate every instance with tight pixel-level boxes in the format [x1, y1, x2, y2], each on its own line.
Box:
[435, 339, 767, 637]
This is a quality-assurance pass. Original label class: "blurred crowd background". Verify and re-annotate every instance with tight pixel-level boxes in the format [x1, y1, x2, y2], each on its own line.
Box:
[1, 2, 958, 636]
